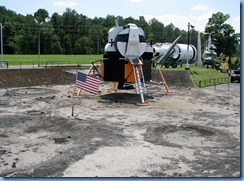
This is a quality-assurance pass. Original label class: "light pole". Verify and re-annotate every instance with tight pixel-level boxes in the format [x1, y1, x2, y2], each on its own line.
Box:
[97, 37, 100, 55]
[185, 22, 194, 70]
[34, 19, 43, 67]
[0, 23, 4, 66]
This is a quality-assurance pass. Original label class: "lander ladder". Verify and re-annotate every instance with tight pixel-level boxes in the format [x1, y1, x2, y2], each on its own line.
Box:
[129, 58, 149, 105]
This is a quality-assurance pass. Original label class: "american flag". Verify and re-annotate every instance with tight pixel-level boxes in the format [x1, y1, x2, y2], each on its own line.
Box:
[76, 71, 100, 95]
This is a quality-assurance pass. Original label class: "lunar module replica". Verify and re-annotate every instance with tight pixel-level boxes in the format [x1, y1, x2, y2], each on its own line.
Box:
[88, 19, 196, 105]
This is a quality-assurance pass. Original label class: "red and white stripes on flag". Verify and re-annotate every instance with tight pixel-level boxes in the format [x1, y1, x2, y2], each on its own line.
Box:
[76, 71, 100, 95]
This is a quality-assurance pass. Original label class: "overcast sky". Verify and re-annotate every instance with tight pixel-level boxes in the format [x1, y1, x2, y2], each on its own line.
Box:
[0, 0, 241, 33]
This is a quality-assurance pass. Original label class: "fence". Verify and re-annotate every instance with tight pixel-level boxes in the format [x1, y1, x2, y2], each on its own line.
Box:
[40, 61, 86, 68]
[0, 61, 85, 69]
[196, 77, 230, 88]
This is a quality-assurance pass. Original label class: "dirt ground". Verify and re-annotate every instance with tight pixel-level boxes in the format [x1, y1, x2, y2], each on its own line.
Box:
[0, 68, 240, 177]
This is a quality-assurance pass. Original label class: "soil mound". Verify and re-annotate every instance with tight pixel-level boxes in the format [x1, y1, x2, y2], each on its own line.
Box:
[0, 69, 194, 88]
[0, 69, 76, 88]
[152, 70, 195, 88]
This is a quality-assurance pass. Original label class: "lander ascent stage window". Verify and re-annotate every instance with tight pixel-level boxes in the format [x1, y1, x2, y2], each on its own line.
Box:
[116, 34, 145, 43]
[116, 34, 128, 42]
[139, 35, 145, 42]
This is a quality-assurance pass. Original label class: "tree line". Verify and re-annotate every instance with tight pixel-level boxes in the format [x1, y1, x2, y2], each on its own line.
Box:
[0, 6, 240, 57]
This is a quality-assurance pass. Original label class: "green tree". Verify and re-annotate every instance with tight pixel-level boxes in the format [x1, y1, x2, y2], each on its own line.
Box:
[148, 18, 164, 42]
[50, 34, 63, 54]
[0, 6, 197, 55]
[74, 36, 92, 54]
[51, 12, 64, 37]
[34, 9, 49, 23]
[163, 23, 176, 42]
[63, 35, 72, 54]
[204, 12, 238, 58]
[89, 24, 103, 54]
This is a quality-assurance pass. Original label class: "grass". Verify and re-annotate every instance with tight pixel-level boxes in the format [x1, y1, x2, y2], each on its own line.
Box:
[2, 54, 103, 65]
[189, 68, 229, 87]
[160, 64, 230, 87]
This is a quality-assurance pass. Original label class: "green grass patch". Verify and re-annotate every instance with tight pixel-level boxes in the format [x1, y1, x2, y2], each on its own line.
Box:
[160, 64, 230, 87]
[2, 54, 103, 65]
[189, 68, 229, 87]
[188, 65, 229, 87]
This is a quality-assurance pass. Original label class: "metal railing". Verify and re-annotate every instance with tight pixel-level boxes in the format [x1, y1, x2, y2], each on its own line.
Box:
[196, 77, 230, 88]
[0, 61, 85, 69]
[40, 61, 83, 68]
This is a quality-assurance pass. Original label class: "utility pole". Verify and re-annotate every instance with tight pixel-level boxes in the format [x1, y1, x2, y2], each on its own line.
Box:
[0, 23, 4, 66]
[37, 25, 41, 66]
[34, 19, 43, 67]
[97, 37, 100, 55]
[185, 22, 194, 70]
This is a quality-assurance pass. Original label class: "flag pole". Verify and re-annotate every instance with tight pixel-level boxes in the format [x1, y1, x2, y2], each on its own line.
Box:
[74, 70, 82, 96]
[76, 89, 82, 96]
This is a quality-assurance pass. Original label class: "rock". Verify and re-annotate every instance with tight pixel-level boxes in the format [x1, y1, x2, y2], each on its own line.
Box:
[12, 161, 16, 168]
[53, 137, 68, 144]
[0, 149, 6, 155]
[232, 171, 240, 177]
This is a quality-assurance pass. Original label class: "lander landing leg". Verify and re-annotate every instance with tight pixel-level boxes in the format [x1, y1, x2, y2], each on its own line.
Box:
[129, 58, 150, 106]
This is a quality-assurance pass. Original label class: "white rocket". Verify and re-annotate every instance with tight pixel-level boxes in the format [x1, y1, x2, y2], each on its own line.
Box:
[197, 31, 202, 66]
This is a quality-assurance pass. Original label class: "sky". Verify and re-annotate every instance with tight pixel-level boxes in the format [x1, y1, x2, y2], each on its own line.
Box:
[0, 0, 241, 33]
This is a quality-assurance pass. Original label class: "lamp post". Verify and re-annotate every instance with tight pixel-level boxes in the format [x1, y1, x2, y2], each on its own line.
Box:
[34, 19, 43, 67]
[0, 23, 4, 67]
[185, 22, 194, 70]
